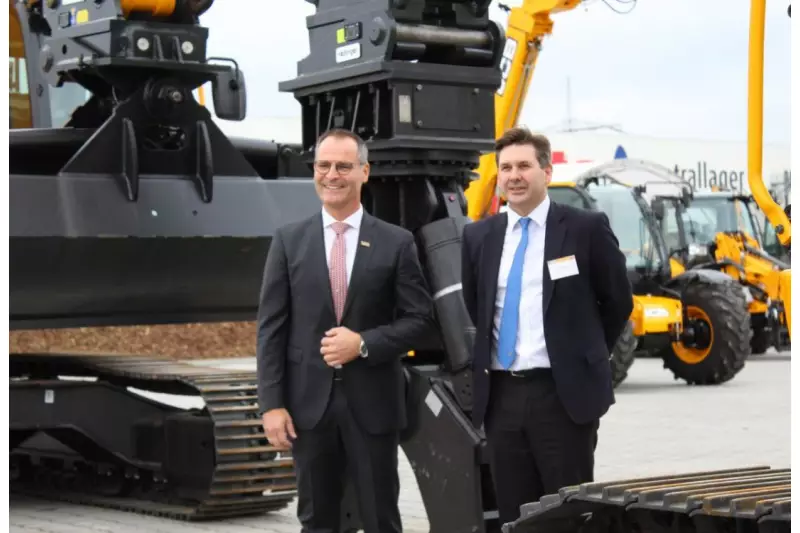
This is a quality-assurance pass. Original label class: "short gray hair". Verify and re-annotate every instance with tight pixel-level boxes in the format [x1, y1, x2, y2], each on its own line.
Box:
[315, 128, 369, 164]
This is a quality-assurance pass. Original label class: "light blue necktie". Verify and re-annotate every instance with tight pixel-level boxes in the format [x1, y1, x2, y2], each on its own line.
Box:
[497, 217, 531, 370]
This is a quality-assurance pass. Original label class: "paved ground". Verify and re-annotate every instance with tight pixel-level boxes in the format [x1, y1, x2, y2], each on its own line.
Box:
[10, 351, 791, 532]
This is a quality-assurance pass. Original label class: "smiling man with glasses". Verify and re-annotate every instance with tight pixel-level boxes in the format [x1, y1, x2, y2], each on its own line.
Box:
[255, 128, 435, 533]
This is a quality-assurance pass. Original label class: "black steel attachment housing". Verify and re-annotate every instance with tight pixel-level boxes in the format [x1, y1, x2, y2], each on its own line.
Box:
[24, 0, 252, 203]
[280, 0, 505, 229]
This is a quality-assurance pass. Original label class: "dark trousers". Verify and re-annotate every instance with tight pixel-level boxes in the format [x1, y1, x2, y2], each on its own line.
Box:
[484, 370, 599, 526]
[292, 380, 402, 533]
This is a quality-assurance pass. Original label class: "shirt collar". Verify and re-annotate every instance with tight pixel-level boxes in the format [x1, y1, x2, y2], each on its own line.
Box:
[322, 204, 364, 230]
[506, 195, 550, 230]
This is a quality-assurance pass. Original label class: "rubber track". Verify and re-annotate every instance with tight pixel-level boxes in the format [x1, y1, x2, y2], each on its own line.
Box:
[502, 466, 791, 533]
[10, 353, 297, 520]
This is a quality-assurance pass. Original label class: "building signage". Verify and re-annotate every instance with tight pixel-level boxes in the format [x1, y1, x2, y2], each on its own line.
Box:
[672, 162, 745, 192]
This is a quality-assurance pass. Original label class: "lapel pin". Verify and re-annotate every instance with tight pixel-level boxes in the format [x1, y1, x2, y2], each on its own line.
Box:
[360, 241, 370, 247]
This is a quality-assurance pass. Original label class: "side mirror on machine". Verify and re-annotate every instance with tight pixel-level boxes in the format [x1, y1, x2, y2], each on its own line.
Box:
[681, 186, 693, 207]
[212, 66, 247, 121]
[651, 198, 665, 220]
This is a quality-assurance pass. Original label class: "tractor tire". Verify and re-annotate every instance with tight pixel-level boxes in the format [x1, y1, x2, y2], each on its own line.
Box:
[661, 279, 751, 385]
[750, 326, 770, 355]
[610, 320, 637, 388]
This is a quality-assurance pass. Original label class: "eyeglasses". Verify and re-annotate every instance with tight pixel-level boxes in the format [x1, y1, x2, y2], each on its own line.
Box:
[314, 160, 358, 175]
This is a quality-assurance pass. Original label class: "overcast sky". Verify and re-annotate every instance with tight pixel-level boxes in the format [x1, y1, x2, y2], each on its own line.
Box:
[202, 0, 791, 145]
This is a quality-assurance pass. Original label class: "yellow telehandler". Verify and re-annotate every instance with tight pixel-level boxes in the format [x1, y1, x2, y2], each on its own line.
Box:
[547, 163, 751, 386]
[650, 186, 790, 355]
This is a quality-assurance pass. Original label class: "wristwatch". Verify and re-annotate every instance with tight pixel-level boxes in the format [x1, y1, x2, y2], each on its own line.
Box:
[359, 339, 369, 358]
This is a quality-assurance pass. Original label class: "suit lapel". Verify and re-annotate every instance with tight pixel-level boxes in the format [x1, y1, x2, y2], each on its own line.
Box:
[341, 213, 376, 321]
[308, 212, 336, 320]
[542, 201, 566, 314]
[483, 213, 508, 326]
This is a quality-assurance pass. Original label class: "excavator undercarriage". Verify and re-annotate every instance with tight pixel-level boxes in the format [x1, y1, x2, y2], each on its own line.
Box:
[8, 0, 790, 532]
[11, 353, 297, 519]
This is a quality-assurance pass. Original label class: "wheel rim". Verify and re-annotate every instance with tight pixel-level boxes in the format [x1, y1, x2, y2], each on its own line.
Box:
[672, 306, 714, 364]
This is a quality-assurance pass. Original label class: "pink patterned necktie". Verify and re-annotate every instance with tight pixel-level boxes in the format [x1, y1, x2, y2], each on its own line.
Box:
[329, 221, 349, 323]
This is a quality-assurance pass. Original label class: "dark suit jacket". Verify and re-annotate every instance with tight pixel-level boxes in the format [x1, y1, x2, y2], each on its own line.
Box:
[461, 200, 633, 428]
[256, 210, 434, 435]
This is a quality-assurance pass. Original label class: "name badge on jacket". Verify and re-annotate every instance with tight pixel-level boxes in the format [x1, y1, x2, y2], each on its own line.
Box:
[547, 255, 579, 280]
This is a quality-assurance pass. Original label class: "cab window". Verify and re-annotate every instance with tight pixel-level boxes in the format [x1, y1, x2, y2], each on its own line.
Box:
[10, 2, 31, 129]
[548, 186, 592, 209]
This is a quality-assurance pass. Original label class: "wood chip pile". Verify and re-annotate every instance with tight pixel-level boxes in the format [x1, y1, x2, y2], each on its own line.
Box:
[8, 322, 258, 360]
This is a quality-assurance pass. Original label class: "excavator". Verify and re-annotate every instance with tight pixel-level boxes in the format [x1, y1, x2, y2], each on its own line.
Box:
[8, 1, 790, 533]
[10, 0, 303, 520]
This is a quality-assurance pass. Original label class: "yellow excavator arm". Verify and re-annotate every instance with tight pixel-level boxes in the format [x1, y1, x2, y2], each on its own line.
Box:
[464, 0, 583, 221]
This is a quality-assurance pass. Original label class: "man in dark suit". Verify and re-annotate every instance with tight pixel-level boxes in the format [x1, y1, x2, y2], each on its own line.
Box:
[256, 128, 435, 533]
[461, 127, 633, 525]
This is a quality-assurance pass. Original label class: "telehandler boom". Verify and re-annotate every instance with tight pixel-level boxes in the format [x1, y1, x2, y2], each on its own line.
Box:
[746, 0, 791, 341]
[462, 0, 583, 221]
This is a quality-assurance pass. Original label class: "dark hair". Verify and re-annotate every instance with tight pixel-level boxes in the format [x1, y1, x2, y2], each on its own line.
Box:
[495, 127, 551, 169]
[315, 128, 369, 163]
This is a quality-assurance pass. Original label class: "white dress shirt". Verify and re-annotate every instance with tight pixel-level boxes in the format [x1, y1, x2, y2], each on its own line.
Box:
[321, 205, 363, 286]
[491, 195, 552, 370]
